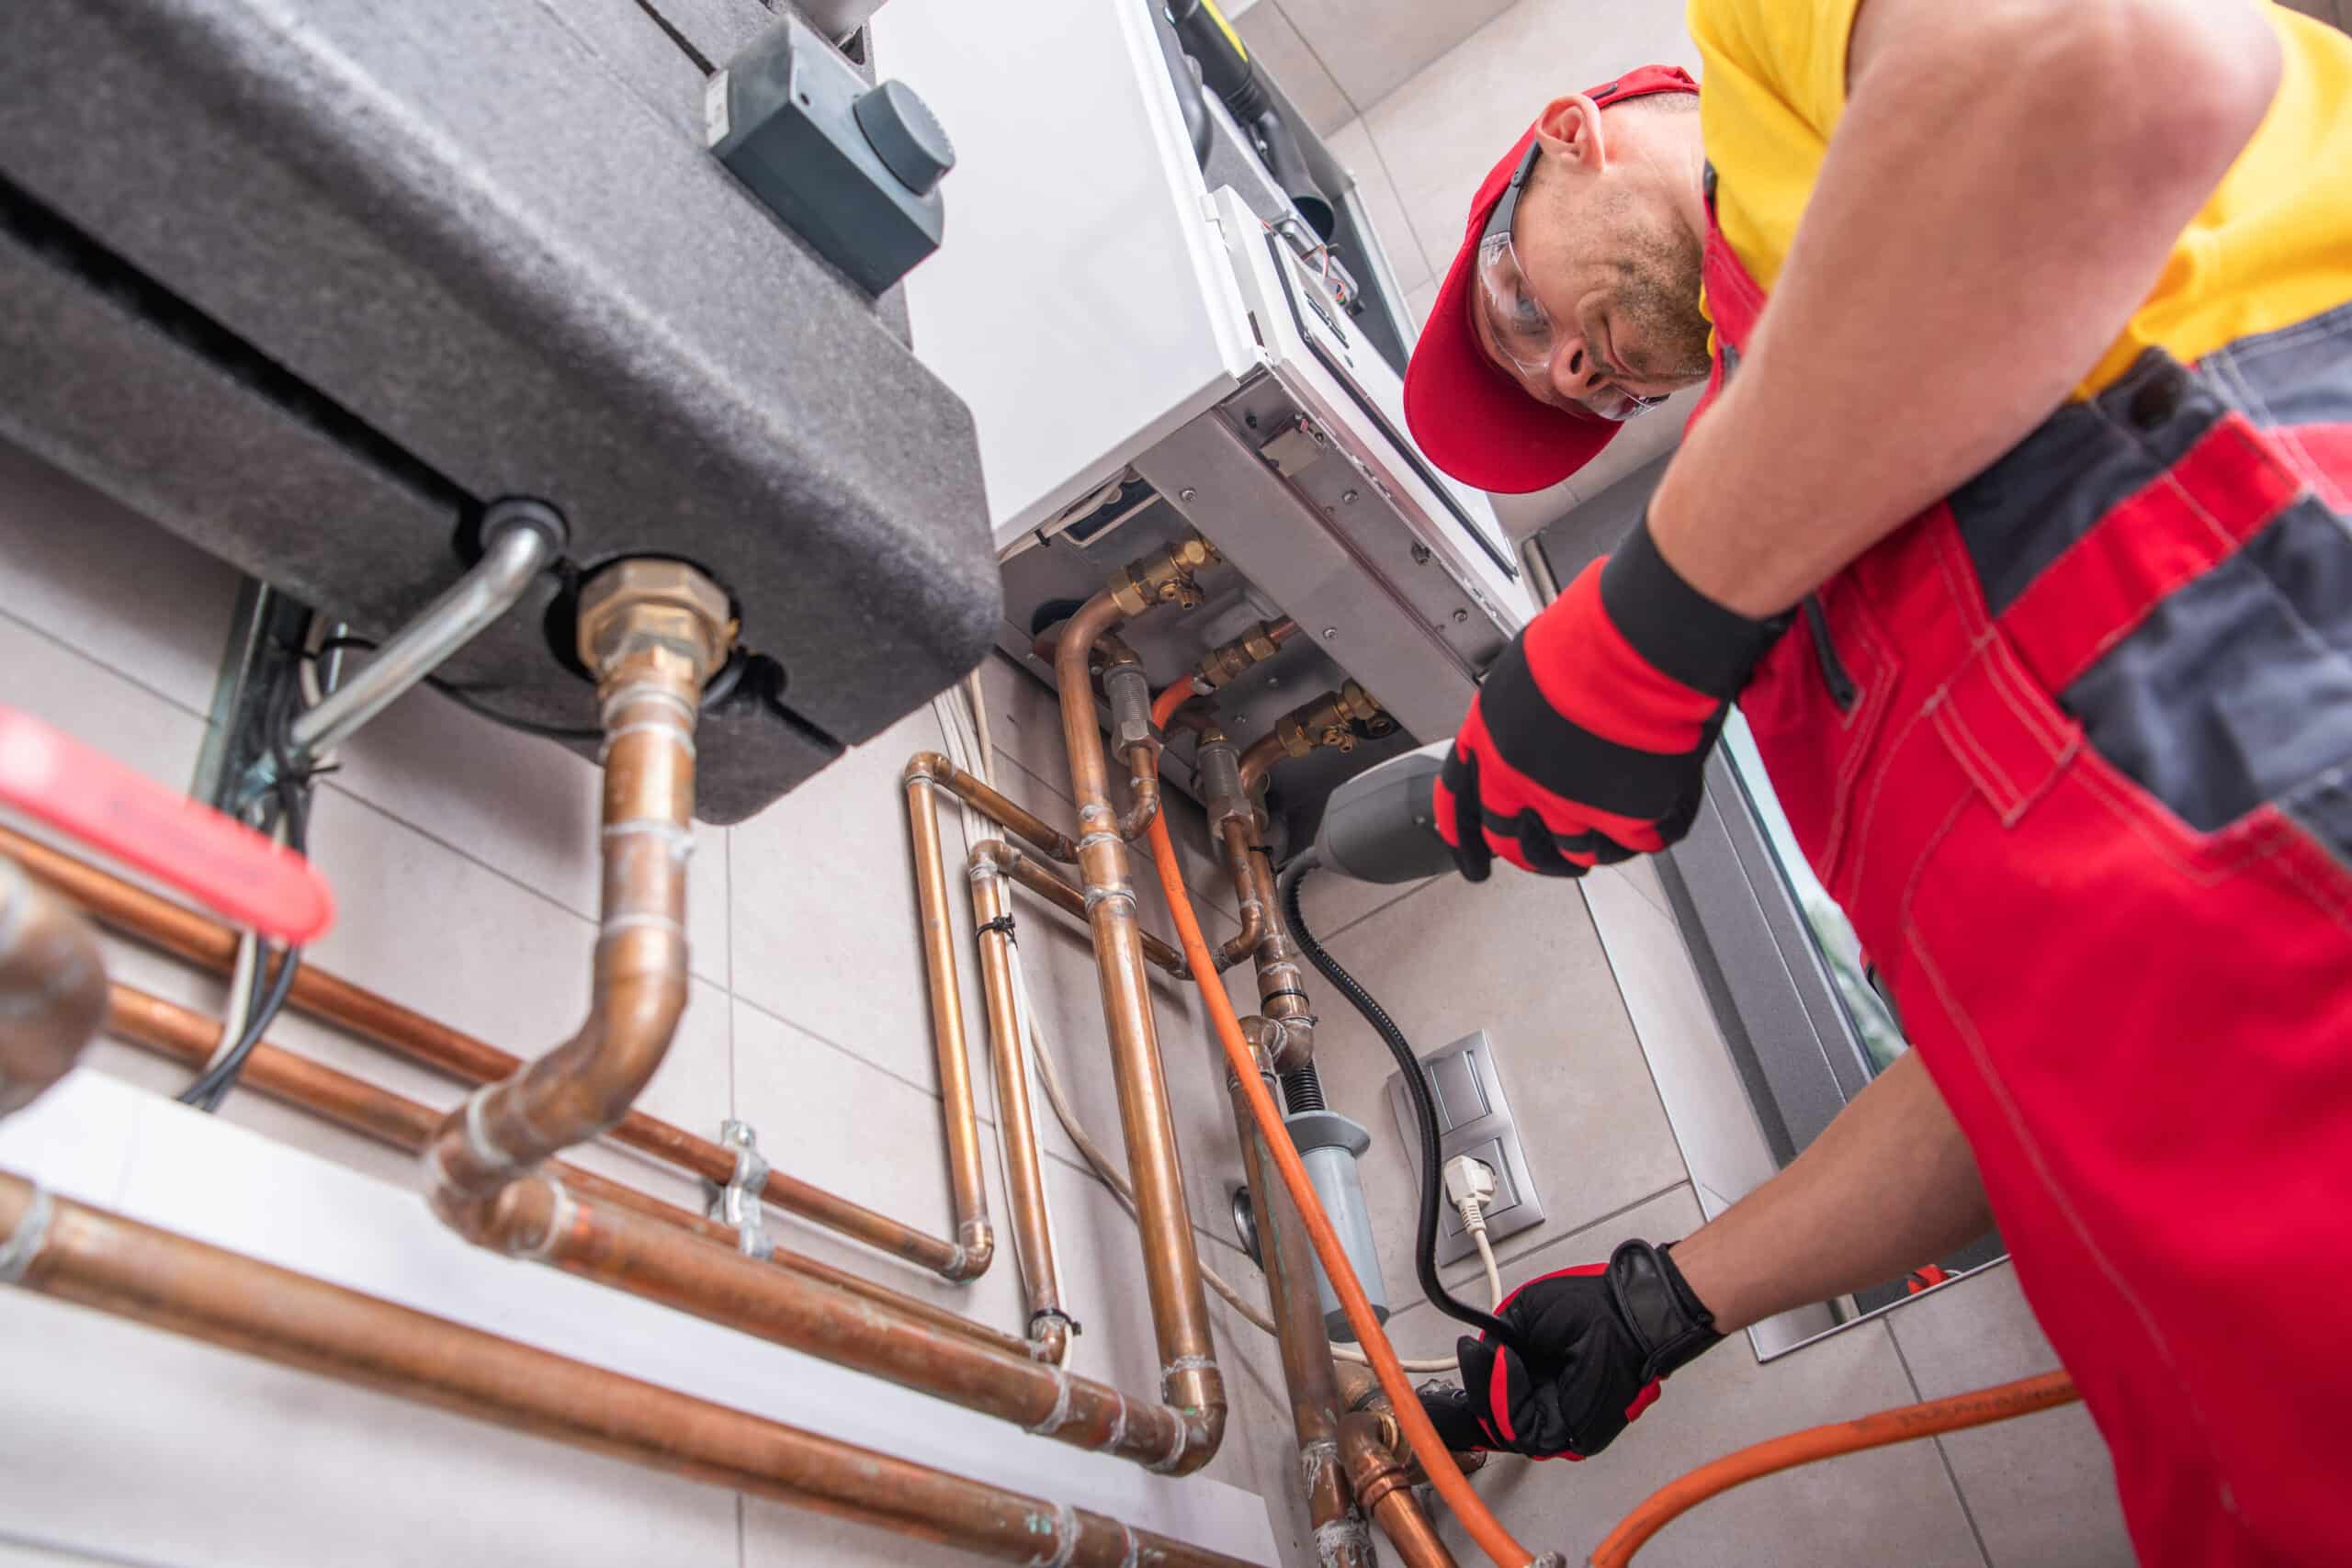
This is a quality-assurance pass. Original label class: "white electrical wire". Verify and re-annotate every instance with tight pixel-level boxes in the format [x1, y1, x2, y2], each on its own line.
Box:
[938, 671, 1457, 1374]
[1472, 1227, 1505, 1312]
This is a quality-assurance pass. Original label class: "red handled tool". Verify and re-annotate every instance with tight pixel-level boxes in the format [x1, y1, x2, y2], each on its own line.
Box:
[0, 706, 334, 942]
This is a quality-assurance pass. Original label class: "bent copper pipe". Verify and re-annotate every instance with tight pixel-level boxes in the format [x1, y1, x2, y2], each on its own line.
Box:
[902, 760, 996, 1281]
[0, 824, 968, 1278]
[1214, 818, 1266, 970]
[1117, 742, 1162, 842]
[469, 1173, 1220, 1472]
[1053, 565, 1225, 1457]
[903, 751, 1080, 863]
[967, 840, 1071, 1363]
[99, 984, 1032, 1360]
[0, 1176, 1256, 1568]
[427, 573, 730, 1236]
[1340, 1410, 1460, 1568]
[0, 856, 107, 1116]
[1230, 1063, 1371, 1567]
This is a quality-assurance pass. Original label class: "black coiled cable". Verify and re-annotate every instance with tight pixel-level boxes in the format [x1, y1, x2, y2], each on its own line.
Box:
[1277, 856, 1523, 1353]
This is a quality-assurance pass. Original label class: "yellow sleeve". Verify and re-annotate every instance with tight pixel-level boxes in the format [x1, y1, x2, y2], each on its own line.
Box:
[1685, 0, 1866, 292]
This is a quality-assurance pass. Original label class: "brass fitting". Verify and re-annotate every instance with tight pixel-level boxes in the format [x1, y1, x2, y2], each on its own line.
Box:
[1107, 532, 1220, 617]
[1273, 680, 1385, 760]
[576, 559, 734, 681]
[1193, 619, 1289, 690]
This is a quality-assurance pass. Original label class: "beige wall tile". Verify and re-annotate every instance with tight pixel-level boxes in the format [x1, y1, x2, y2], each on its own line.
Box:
[1308, 867, 1688, 1305]
[1282, 0, 1515, 116]
[1235, 2, 1355, 135]
[0, 440, 240, 717]
[1888, 1264, 2133, 1567]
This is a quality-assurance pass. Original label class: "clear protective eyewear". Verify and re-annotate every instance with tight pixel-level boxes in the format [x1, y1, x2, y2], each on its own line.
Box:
[1475, 143, 1666, 423]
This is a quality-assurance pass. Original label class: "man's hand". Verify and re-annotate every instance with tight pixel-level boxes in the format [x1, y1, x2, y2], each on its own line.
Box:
[1420, 1239, 1722, 1459]
[1437, 516, 1786, 881]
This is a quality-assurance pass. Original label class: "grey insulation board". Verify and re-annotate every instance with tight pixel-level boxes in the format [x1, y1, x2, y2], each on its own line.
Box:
[0, 0, 995, 822]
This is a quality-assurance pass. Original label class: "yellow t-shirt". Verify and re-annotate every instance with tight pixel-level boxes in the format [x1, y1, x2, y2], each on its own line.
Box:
[1689, 0, 2352, 395]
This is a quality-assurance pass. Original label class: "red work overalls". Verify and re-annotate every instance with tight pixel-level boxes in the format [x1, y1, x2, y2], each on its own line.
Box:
[1694, 165, 2352, 1566]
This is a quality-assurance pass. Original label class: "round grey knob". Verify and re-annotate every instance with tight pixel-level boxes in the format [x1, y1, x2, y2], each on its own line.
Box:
[854, 79, 954, 197]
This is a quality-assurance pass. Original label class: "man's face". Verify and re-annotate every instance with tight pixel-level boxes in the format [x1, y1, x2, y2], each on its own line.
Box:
[1470, 113, 1714, 421]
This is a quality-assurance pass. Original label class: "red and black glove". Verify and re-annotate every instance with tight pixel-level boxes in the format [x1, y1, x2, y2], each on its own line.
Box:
[1419, 1239, 1721, 1460]
[1438, 516, 1789, 880]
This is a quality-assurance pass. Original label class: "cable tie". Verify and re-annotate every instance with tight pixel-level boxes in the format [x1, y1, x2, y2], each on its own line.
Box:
[977, 913, 1018, 940]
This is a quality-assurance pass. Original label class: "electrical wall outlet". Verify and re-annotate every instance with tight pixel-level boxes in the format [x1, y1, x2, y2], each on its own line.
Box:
[1384, 1030, 1545, 1266]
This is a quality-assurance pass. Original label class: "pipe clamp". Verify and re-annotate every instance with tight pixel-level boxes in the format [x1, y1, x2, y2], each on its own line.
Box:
[706, 1120, 774, 1260]
[0, 1184, 54, 1282]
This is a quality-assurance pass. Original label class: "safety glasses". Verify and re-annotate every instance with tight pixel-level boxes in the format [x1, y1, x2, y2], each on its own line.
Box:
[1475, 142, 1665, 423]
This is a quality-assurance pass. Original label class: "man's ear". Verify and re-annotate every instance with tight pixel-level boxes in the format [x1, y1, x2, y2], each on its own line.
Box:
[1531, 93, 1608, 176]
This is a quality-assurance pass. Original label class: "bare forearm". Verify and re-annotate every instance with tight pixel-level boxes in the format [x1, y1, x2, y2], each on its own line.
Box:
[1669, 1050, 1990, 1332]
[1652, 0, 2280, 618]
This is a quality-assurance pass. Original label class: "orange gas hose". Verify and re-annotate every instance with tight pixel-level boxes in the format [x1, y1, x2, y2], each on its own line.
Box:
[1589, 1370, 2079, 1566]
[1143, 682, 1538, 1568]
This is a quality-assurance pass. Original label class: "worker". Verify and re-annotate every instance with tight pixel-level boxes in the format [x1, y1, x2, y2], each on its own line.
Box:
[1397, 2, 2352, 1562]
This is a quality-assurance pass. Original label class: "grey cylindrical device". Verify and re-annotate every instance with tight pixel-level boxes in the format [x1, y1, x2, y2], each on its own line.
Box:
[1311, 740, 1456, 886]
[1284, 1109, 1388, 1341]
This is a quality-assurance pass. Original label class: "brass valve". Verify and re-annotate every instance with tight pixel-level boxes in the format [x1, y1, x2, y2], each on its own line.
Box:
[575, 558, 734, 682]
[1107, 532, 1220, 617]
[1193, 618, 1292, 690]
[1271, 679, 1385, 760]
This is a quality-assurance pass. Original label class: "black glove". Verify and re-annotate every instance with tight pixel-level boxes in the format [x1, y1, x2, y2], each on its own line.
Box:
[1435, 516, 1789, 882]
[1420, 1239, 1722, 1460]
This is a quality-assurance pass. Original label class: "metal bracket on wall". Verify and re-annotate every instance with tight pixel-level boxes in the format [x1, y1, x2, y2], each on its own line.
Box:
[1382, 1030, 1544, 1267]
[707, 1119, 774, 1261]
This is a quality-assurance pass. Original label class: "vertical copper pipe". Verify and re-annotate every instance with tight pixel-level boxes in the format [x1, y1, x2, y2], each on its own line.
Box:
[1339, 1411, 1461, 1568]
[98, 984, 1034, 1359]
[0, 856, 107, 1115]
[426, 595, 721, 1231]
[473, 1174, 1216, 1472]
[1231, 1064, 1372, 1566]
[1116, 743, 1163, 842]
[902, 760, 996, 1281]
[966, 840, 1069, 1361]
[1054, 587, 1225, 1454]
[0, 823, 967, 1276]
[0, 1176, 1257, 1568]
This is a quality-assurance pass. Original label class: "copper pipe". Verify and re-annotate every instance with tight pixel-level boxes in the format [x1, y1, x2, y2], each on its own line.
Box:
[902, 760, 996, 1281]
[904, 751, 1080, 863]
[1213, 818, 1266, 970]
[98, 984, 1032, 1359]
[1236, 681, 1385, 796]
[1340, 1410, 1460, 1568]
[1237, 730, 1290, 797]
[427, 570, 730, 1235]
[998, 846, 1188, 977]
[470, 1174, 1218, 1472]
[1230, 1064, 1371, 1566]
[0, 829, 967, 1279]
[0, 856, 107, 1115]
[966, 840, 1069, 1359]
[1193, 617, 1300, 691]
[1053, 568, 1226, 1458]
[0, 1175, 1257, 1568]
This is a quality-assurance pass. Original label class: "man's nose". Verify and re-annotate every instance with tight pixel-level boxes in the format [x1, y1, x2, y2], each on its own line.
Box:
[1546, 334, 1602, 400]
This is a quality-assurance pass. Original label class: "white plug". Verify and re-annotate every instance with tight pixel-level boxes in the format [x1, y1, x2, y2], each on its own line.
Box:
[1442, 1154, 1499, 1234]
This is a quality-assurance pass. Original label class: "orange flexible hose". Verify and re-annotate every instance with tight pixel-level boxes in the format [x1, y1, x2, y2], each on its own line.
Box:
[1589, 1370, 2080, 1567]
[1144, 682, 1538, 1568]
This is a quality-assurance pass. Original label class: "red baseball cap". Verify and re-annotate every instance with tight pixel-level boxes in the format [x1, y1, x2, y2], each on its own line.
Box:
[1402, 65, 1700, 494]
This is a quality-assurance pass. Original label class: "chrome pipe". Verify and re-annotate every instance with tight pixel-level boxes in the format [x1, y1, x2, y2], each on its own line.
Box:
[286, 501, 565, 765]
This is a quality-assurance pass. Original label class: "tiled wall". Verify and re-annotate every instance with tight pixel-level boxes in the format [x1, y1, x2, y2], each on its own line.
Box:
[0, 437, 1312, 1565]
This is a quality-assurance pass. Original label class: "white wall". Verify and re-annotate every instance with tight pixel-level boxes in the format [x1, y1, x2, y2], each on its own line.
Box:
[0, 436, 1308, 1566]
